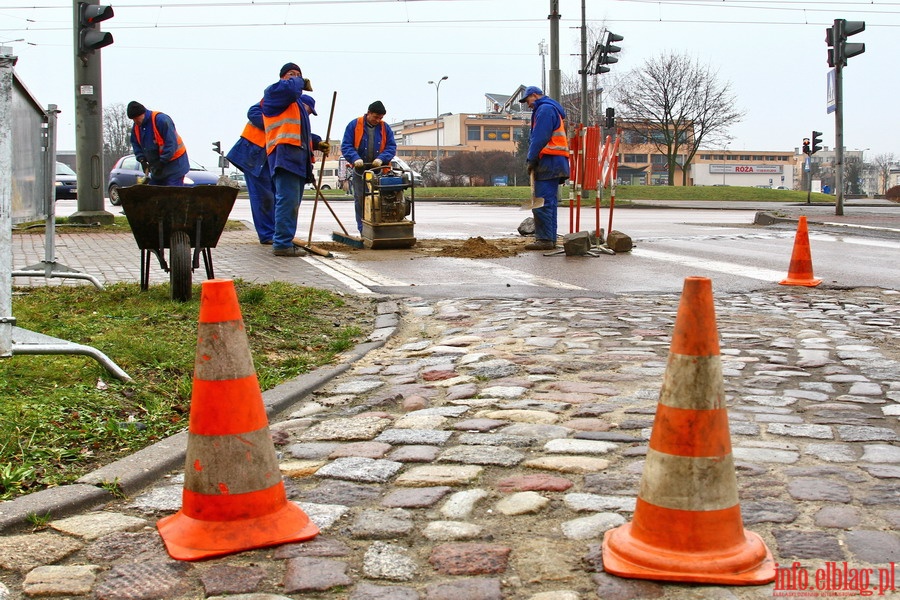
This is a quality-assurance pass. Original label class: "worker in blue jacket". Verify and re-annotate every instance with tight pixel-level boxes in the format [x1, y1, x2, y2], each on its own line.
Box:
[519, 86, 570, 250]
[340, 100, 397, 232]
[127, 101, 190, 186]
[226, 103, 275, 245]
[261, 62, 329, 257]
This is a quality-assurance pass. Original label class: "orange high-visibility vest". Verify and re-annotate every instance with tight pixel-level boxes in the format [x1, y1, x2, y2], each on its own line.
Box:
[240, 121, 266, 148]
[353, 117, 387, 153]
[539, 114, 569, 158]
[263, 102, 304, 155]
[134, 112, 186, 159]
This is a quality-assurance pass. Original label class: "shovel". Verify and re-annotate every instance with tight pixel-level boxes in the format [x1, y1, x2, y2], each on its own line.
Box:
[521, 171, 545, 210]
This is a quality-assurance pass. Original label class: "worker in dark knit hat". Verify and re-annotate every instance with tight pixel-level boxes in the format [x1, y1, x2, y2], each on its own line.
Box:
[126, 101, 190, 187]
[340, 100, 397, 232]
[260, 61, 329, 257]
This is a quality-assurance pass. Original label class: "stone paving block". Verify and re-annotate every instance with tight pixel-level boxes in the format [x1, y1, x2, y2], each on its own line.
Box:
[543, 439, 617, 455]
[282, 557, 352, 593]
[775, 530, 847, 562]
[494, 491, 549, 515]
[562, 493, 636, 513]
[0, 532, 83, 573]
[395, 465, 483, 487]
[522, 456, 610, 473]
[299, 480, 382, 505]
[376, 429, 454, 445]
[351, 509, 415, 539]
[22, 565, 98, 596]
[297, 502, 350, 530]
[388, 445, 442, 463]
[49, 512, 148, 540]
[422, 521, 484, 541]
[428, 543, 511, 575]
[592, 572, 665, 600]
[424, 577, 502, 600]
[561, 512, 626, 540]
[437, 445, 525, 466]
[300, 416, 391, 441]
[363, 541, 419, 581]
[84, 530, 168, 563]
[350, 582, 420, 600]
[381, 486, 453, 508]
[329, 441, 393, 459]
[315, 457, 404, 483]
[273, 536, 352, 559]
[199, 564, 266, 596]
[495, 474, 574, 493]
[93, 561, 191, 600]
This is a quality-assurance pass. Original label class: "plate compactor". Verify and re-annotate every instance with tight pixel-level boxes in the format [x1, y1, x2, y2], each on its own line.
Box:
[359, 166, 416, 249]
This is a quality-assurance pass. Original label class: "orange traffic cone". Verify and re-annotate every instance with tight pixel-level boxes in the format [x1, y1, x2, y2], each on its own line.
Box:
[602, 277, 775, 585]
[779, 216, 821, 286]
[157, 279, 319, 561]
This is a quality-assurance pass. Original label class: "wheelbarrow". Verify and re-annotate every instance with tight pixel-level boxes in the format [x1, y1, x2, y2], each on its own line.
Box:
[117, 185, 238, 302]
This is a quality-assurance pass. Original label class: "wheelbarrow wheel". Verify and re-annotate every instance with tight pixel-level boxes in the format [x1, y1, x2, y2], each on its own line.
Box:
[169, 230, 192, 302]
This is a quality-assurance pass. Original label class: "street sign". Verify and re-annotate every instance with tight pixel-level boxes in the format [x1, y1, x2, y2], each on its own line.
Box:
[826, 69, 836, 114]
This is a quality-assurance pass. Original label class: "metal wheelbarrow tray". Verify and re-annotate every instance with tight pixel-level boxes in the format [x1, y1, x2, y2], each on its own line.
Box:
[117, 185, 238, 301]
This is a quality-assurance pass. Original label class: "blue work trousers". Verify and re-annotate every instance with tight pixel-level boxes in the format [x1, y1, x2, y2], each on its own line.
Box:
[533, 178, 560, 242]
[246, 168, 275, 244]
[272, 168, 304, 250]
[350, 172, 365, 233]
[149, 173, 185, 186]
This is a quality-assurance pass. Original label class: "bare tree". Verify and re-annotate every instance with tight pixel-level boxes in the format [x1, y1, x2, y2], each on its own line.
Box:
[103, 102, 132, 177]
[613, 52, 744, 185]
[872, 153, 896, 195]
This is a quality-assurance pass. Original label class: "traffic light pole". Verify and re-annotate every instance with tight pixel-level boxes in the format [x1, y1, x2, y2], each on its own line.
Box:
[71, 0, 113, 225]
[548, 0, 561, 101]
[834, 63, 845, 216]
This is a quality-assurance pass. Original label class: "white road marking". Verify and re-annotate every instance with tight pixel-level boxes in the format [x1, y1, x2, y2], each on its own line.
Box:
[460, 260, 587, 290]
[634, 248, 787, 281]
[304, 257, 408, 292]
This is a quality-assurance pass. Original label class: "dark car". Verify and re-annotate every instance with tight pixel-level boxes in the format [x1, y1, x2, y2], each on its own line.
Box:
[107, 154, 219, 205]
[55, 161, 77, 200]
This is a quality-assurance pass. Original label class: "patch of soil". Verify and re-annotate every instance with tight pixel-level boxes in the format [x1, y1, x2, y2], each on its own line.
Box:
[314, 237, 531, 259]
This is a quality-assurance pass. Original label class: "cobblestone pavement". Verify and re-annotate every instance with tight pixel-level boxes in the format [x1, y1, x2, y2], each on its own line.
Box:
[1, 288, 898, 599]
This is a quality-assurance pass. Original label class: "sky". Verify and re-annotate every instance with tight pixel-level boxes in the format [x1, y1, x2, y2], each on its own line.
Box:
[3, 0, 898, 174]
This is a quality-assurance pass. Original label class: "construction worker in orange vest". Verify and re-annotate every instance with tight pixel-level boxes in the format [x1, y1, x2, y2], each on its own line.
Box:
[261, 62, 329, 257]
[519, 86, 570, 250]
[340, 100, 397, 233]
[127, 101, 190, 186]
[226, 102, 275, 245]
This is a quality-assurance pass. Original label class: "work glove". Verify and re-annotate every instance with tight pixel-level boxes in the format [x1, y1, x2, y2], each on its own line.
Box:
[139, 158, 150, 174]
[317, 141, 330, 154]
[526, 159, 538, 175]
[302, 78, 313, 92]
[372, 158, 383, 168]
[353, 159, 364, 169]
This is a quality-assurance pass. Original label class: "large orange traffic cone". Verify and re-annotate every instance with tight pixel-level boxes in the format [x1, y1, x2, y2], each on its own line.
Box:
[602, 277, 775, 585]
[157, 279, 319, 561]
[779, 216, 821, 286]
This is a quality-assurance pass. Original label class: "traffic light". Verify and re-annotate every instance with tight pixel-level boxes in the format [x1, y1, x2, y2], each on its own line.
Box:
[827, 19, 865, 67]
[802, 137, 811, 155]
[593, 31, 623, 75]
[77, 2, 114, 56]
[825, 27, 835, 68]
[605, 107, 615, 129]
[811, 131, 823, 155]
[212, 141, 221, 154]
[838, 19, 865, 63]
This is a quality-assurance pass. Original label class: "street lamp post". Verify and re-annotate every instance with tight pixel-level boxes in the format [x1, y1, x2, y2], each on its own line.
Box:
[428, 75, 448, 184]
